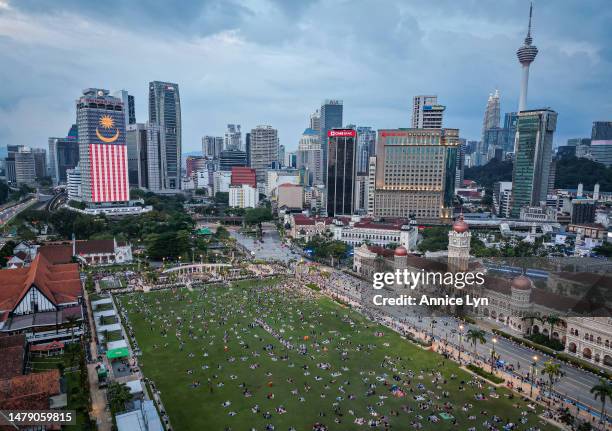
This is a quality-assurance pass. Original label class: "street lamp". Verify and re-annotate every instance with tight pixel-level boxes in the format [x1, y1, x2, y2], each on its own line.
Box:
[430, 319, 437, 340]
[458, 324, 464, 362]
[490, 337, 498, 375]
[530, 355, 538, 398]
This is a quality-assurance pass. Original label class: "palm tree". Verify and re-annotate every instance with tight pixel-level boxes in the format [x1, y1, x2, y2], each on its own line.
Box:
[542, 315, 562, 340]
[541, 360, 562, 395]
[590, 378, 612, 424]
[107, 381, 133, 414]
[466, 329, 487, 359]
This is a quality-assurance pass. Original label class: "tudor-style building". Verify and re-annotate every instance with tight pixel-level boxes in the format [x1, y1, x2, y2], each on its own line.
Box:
[0, 253, 83, 344]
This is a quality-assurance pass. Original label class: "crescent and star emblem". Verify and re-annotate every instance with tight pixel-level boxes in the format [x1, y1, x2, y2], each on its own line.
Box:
[96, 115, 120, 143]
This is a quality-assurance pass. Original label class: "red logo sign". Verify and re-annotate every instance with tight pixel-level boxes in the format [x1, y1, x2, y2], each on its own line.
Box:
[380, 131, 408, 138]
[328, 129, 356, 138]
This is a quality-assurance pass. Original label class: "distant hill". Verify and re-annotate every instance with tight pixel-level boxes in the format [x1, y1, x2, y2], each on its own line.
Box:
[464, 157, 612, 192]
[464, 159, 513, 189]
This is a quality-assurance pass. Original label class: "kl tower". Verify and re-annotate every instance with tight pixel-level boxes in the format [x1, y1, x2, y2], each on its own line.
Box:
[517, 3, 538, 112]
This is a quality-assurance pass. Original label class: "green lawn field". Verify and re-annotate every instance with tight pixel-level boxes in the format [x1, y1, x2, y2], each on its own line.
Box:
[117, 278, 556, 430]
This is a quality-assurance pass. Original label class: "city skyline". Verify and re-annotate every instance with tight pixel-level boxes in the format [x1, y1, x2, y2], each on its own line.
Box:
[0, 0, 610, 153]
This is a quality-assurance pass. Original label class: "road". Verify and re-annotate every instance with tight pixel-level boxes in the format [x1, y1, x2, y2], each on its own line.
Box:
[234, 227, 606, 414]
[229, 223, 297, 263]
[0, 197, 37, 226]
[327, 275, 605, 415]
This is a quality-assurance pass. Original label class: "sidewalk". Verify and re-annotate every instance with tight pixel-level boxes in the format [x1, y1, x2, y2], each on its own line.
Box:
[83, 286, 113, 430]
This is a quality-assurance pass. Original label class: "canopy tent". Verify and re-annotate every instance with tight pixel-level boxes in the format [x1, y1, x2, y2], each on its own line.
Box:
[106, 347, 129, 359]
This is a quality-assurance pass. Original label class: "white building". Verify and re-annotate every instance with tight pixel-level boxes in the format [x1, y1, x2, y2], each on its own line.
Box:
[296, 129, 323, 186]
[331, 216, 418, 251]
[67, 165, 82, 201]
[412, 95, 445, 129]
[213, 171, 232, 195]
[229, 184, 258, 208]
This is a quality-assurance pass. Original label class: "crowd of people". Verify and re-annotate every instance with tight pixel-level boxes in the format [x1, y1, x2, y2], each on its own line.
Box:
[116, 275, 549, 430]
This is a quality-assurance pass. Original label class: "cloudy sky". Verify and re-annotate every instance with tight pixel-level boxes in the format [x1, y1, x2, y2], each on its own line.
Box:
[0, 0, 610, 153]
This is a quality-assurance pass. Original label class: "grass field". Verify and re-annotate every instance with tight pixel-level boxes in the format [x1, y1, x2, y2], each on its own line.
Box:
[118, 279, 556, 430]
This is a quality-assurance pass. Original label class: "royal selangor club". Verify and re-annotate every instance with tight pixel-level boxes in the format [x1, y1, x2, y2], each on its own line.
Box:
[0, 2, 610, 431]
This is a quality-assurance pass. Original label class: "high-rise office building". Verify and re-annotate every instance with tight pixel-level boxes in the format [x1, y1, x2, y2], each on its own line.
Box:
[14, 148, 36, 185]
[4, 145, 24, 183]
[326, 129, 357, 217]
[77, 88, 129, 203]
[355, 126, 376, 174]
[373, 128, 459, 221]
[310, 109, 321, 132]
[455, 139, 466, 188]
[249, 125, 279, 184]
[126, 123, 149, 188]
[296, 128, 323, 186]
[32, 148, 47, 179]
[510, 109, 557, 217]
[113, 90, 136, 126]
[149, 81, 182, 191]
[202, 136, 224, 159]
[482, 90, 501, 133]
[48, 124, 79, 184]
[219, 150, 248, 171]
[320, 100, 343, 182]
[516, 4, 538, 112]
[589, 121, 612, 166]
[224, 124, 242, 151]
[278, 145, 286, 168]
[412, 95, 445, 129]
[503, 112, 518, 153]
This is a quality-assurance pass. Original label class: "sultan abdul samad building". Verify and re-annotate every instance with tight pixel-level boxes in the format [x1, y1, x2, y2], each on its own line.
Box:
[353, 216, 612, 369]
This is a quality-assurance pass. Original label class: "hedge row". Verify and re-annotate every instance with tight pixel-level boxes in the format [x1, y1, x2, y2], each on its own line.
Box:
[491, 329, 612, 380]
[466, 364, 505, 384]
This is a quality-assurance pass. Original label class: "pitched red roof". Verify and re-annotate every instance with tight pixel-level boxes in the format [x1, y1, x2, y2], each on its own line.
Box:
[75, 239, 115, 255]
[0, 253, 81, 312]
[38, 244, 73, 265]
[30, 340, 65, 352]
[0, 335, 25, 380]
[0, 369, 60, 409]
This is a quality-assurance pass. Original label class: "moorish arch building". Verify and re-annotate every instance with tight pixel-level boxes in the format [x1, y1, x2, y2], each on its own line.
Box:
[353, 215, 612, 368]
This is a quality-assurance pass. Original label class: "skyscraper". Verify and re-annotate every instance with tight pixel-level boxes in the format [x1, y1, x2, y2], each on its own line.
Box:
[224, 124, 242, 151]
[14, 148, 36, 185]
[249, 125, 279, 184]
[202, 136, 224, 159]
[482, 90, 501, 133]
[77, 88, 129, 203]
[32, 148, 47, 179]
[148, 81, 182, 191]
[589, 121, 612, 166]
[126, 123, 148, 188]
[326, 129, 357, 217]
[412, 95, 445, 129]
[503, 112, 518, 153]
[113, 90, 136, 126]
[355, 126, 376, 174]
[373, 128, 459, 221]
[310, 109, 321, 132]
[48, 124, 79, 184]
[320, 100, 343, 183]
[510, 109, 557, 217]
[517, 3, 538, 112]
[297, 128, 323, 186]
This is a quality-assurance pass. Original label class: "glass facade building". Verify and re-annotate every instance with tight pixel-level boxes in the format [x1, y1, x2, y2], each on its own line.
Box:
[510, 109, 557, 217]
[326, 129, 356, 216]
[149, 81, 181, 190]
[320, 100, 343, 184]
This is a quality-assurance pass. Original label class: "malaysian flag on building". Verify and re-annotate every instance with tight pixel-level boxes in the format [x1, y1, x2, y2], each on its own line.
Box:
[88, 143, 129, 202]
